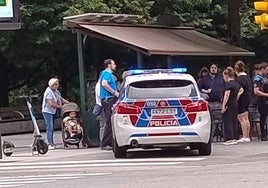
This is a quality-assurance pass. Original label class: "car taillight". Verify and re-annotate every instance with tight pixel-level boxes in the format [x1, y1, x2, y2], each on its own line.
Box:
[116, 103, 141, 114]
[185, 100, 208, 112]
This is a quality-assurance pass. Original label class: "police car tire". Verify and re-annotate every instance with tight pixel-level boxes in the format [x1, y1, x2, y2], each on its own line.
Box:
[198, 139, 212, 156]
[113, 138, 127, 158]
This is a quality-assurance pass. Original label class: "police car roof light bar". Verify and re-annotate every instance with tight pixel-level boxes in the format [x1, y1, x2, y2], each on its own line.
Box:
[129, 68, 187, 75]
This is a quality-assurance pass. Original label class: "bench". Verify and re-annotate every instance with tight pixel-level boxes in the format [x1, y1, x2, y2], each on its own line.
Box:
[0, 105, 43, 122]
[0, 105, 62, 135]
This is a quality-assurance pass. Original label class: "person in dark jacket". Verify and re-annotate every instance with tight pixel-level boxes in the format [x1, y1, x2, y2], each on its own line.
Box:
[198, 63, 225, 110]
[253, 62, 268, 141]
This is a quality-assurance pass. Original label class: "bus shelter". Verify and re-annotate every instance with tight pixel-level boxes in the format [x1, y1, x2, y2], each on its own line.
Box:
[64, 13, 255, 144]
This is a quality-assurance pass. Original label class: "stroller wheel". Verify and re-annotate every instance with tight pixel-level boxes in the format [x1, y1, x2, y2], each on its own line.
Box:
[83, 143, 89, 149]
[37, 139, 49, 155]
[3, 141, 14, 157]
[64, 144, 70, 149]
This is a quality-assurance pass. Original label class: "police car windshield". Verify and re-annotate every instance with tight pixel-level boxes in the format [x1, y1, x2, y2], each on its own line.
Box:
[127, 79, 197, 99]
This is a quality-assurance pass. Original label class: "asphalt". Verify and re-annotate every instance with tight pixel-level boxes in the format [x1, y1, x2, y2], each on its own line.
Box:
[0, 131, 267, 163]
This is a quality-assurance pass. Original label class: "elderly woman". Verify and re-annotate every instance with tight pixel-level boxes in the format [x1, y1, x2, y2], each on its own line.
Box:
[42, 78, 69, 150]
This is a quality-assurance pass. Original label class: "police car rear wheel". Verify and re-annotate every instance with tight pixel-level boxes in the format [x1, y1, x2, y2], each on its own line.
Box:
[113, 138, 127, 158]
[198, 140, 212, 156]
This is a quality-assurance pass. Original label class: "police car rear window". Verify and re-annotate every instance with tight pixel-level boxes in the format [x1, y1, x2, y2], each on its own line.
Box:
[127, 79, 197, 99]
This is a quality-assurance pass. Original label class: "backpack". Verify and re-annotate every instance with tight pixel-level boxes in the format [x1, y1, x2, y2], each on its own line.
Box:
[92, 72, 103, 116]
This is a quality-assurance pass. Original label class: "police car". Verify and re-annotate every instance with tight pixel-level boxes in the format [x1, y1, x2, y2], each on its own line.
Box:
[111, 68, 211, 158]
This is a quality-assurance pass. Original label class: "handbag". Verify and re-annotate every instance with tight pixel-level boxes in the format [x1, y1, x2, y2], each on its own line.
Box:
[92, 104, 102, 116]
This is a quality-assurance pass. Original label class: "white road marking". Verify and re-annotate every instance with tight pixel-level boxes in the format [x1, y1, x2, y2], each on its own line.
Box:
[0, 173, 111, 188]
[0, 157, 206, 171]
[0, 176, 81, 182]
[0, 157, 206, 167]
[0, 162, 184, 170]
[0, 180, 55, 185]
[0, 173, 110, 180]
[0, 157, 206, 187]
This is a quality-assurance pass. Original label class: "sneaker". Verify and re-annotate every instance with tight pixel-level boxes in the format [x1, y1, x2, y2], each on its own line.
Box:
[48, 145, 55, 150]
[101, 145, 113, 151]
[237, 137, 251, 143]
[237, 137, 248, 143]
[223, 140, 238, 146]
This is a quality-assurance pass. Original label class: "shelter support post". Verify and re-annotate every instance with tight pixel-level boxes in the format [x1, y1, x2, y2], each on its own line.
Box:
[137, 52, 142, 68]
[77, 33, 99, 146]
[77, 33, 86, 116]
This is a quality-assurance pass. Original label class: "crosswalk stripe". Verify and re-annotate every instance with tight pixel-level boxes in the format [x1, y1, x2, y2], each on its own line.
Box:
[0, 157, 206, 167]
[0, 173, 111, 187]
[0, 173, 110, 180]
[0, 180, 55, 185]
[0, 157, 206, 171]
[0, 176, 82, 182]
[0, 162, 184, 170]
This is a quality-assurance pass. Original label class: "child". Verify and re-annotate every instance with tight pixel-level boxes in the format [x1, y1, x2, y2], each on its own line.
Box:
[63, 111, 83, 138]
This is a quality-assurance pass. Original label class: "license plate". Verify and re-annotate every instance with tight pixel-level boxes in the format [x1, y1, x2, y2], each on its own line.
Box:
[151, 108, 177, 115]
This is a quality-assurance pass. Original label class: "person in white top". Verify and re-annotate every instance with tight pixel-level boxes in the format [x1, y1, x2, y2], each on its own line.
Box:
[42, 77, 69, 149]
[95, 74, 107, 143]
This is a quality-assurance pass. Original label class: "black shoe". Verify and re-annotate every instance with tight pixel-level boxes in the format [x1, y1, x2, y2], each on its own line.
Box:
[101, 146, 113, 150]
[261, 137, 267, 141]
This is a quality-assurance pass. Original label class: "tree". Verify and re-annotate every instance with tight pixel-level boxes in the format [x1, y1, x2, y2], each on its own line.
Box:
[227, 0, 241, 47]
[0, 0, 156, 107]
[151, 0, 227, 38]
[1, 0, 268, 107]
[0, 0, 77, 106]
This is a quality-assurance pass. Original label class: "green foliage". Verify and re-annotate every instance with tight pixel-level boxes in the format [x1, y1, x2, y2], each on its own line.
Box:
[65, 0, 154, 22]
[1, 0, 268, 107]
[240, 0, 261, 39]
[151, 0, 228, 39]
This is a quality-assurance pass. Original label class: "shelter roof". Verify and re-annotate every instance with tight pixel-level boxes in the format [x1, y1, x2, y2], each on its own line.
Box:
[64, 13, 255, 56]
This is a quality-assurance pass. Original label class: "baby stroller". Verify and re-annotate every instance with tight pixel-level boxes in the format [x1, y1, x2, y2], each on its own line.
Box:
[61, 102, 87, 149]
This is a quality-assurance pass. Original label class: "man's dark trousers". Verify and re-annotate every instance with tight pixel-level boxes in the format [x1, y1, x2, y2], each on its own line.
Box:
[100, 97, 116, 148]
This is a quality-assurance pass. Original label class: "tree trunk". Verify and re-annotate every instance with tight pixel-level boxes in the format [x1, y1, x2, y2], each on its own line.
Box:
[227, 0, 241, 47]
[227, 0, 241, 65]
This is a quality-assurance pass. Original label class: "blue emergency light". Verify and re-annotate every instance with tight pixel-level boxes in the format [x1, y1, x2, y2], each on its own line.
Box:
[171, 68, 187, 73]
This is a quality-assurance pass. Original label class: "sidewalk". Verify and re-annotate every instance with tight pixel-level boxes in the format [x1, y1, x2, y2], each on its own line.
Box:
[0, 131, 102, 162]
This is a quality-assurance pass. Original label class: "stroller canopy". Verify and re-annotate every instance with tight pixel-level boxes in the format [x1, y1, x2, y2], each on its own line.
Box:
[61, 102, 80, 116]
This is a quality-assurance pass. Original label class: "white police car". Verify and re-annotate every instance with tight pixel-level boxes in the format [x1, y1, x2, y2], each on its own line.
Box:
[111, 68, 211, 158]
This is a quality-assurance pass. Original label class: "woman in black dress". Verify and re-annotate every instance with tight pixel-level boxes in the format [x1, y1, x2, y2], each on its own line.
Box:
[221, 67, 244, 145]
[234, 60, 253, 143]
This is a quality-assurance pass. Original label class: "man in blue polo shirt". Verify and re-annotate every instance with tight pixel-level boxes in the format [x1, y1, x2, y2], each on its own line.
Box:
[99, 59, 119, 150]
